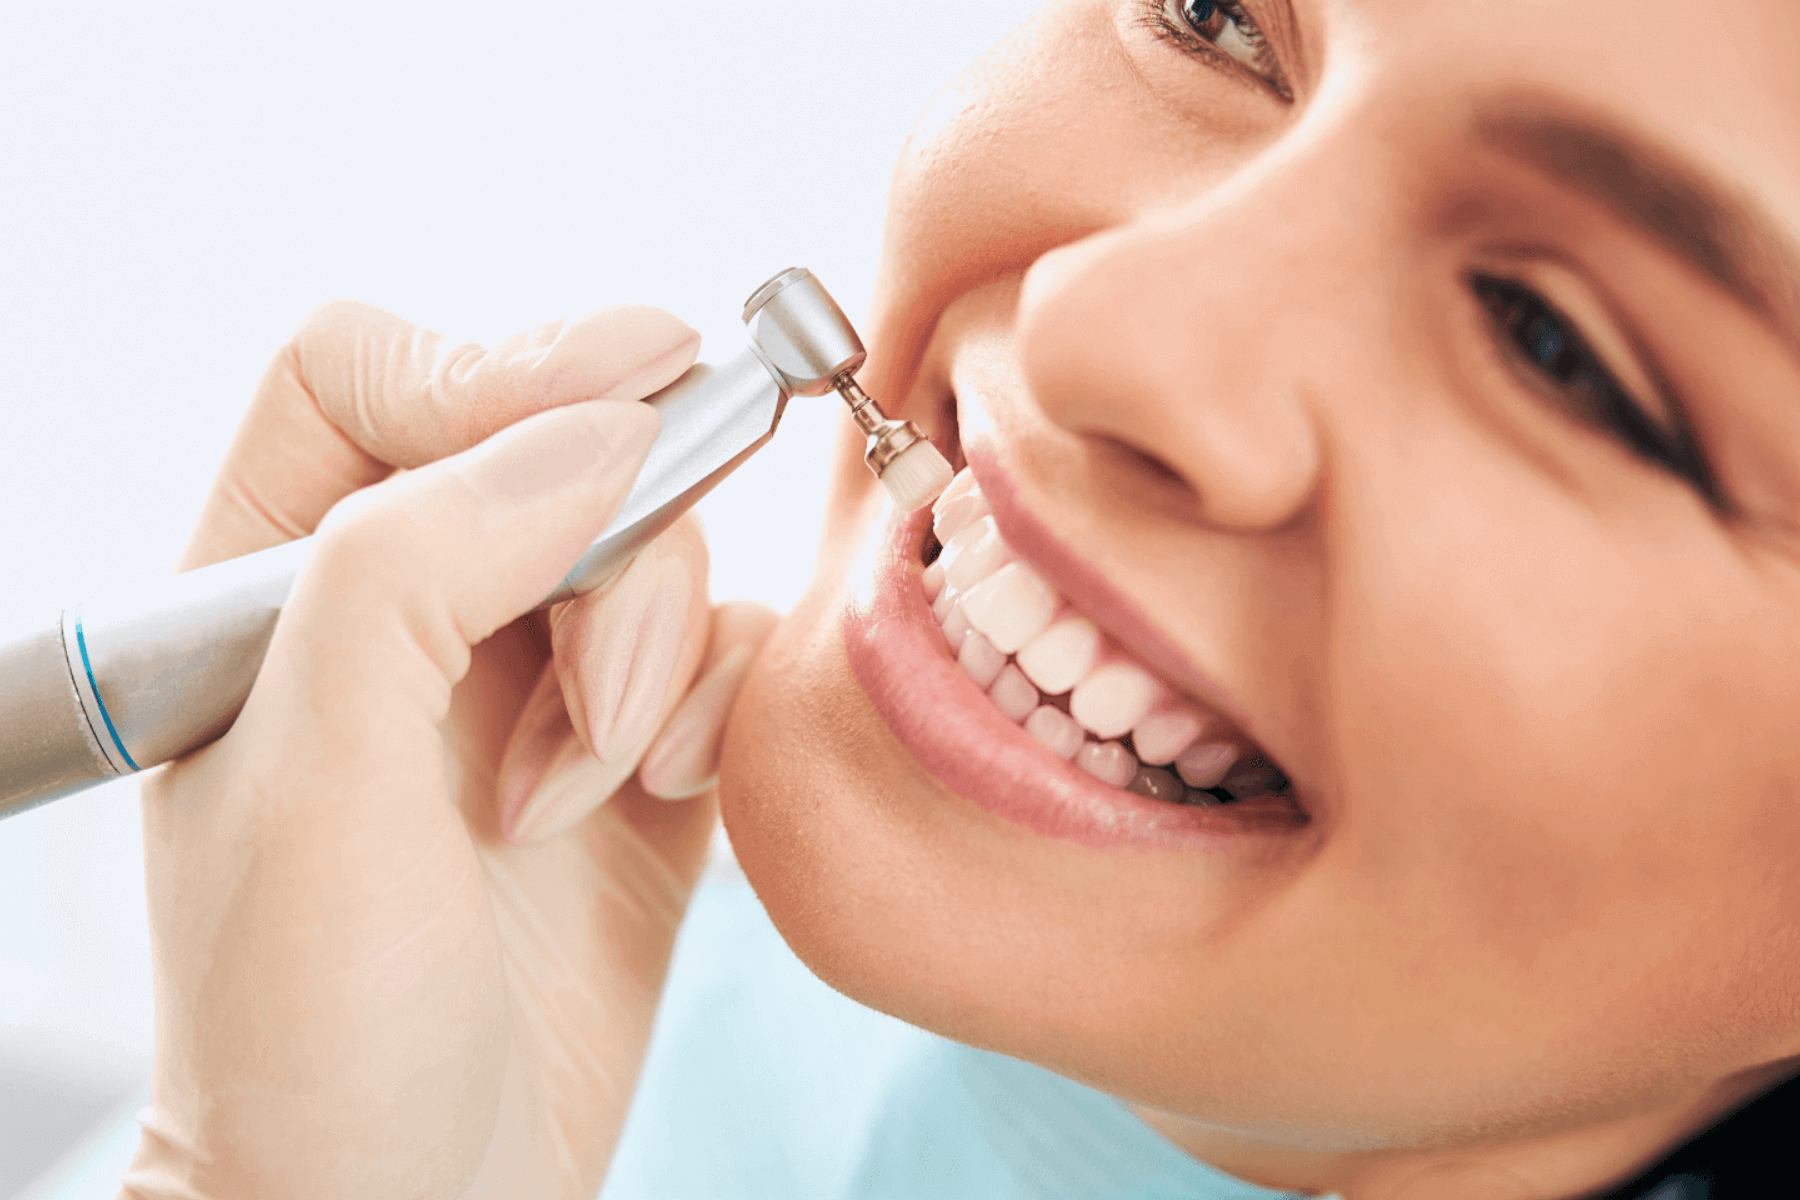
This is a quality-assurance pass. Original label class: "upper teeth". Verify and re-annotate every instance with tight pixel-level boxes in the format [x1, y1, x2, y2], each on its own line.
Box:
[961, 561, 1059, 655]
[1016, 617, 1099, 695]
[923, 468, 1278, 805]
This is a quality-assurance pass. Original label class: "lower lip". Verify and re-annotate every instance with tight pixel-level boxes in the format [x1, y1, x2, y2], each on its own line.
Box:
[842, 506, 1306, 848]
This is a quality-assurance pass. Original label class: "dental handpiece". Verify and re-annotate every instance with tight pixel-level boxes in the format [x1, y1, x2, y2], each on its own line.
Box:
[0, 267, 951, 819]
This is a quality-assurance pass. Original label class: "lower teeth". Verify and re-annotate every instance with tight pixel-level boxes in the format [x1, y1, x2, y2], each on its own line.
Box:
[924, 530, 1287, 808]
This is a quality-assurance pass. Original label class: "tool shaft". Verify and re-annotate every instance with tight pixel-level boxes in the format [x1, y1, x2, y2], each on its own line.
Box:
[0, 267, 866, 819]
[0, 348, 790, 817]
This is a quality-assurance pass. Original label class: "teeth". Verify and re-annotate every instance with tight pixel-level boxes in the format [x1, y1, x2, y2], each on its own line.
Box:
[1015, 616, 1099, 696]
[1069, 661, 1161, 741]
[957, 630, 1007, 689]
[933, 466, 979, 512]
[1024, 705, 1084, 759]
[1127, 766, 1184, 803]
[933, 471, 991, 543]
[961, 562, 1059, 655]
[941, 601, 974, 653]
[1077, 740, 1138, 788]
[922, 559, 946, 602]
[1131, 709, 1202, 766]
[941, 516, 1010, 593]
[931, 584, 957, 624]
[988, 663, 1040, 723]
[1175, 741, 1235, 789]
[927, 468, 1280, 807]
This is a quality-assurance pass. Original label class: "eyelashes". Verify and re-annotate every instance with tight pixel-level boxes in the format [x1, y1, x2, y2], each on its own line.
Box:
[1471, 275, 1722, 504]
[1140, 0, 1292, 101]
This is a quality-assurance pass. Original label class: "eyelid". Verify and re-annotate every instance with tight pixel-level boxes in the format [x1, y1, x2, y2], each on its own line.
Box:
[1140, 0, 1295, 102]
[1476, 251, 1674, 433]
[1471, 267, 1727, 509]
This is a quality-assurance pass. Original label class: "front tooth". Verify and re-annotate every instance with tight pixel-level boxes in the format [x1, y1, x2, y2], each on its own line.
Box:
[957, 630, 1006, 689]
[1076, 741, 1138, 788]
[931, 584, 957, 624]
[921, 559, 946, 602]
[933, 474, 990, 544]
[961, 562, 1058, 655]
[933, 467, 979, 518]
[1127, 766, 1183, 803]
[1131, 709, 1202, 766]
[1024, 705, 1084, 759]
[988, 664, 1040, 723]
[941, 516, 1010, 592]
[938, 510, 991, 562]
[941, 601, 974, 652]
[1015, 616, 1099, 696]
[1174, 741, 1235, 789]
[1069, 661, 1161, 740]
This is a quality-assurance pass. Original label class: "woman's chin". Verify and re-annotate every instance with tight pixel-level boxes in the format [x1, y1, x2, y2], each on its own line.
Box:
[715, 575, 925, 1016]
[713, 544, 1300, 1126]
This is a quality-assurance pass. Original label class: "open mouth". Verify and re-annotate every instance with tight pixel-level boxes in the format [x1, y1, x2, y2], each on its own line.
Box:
[921, 466, 1295, 811]
[841, 373, 1307, 847]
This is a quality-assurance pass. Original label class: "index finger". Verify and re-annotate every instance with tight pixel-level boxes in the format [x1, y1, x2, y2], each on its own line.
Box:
[180, 301, 699, 570]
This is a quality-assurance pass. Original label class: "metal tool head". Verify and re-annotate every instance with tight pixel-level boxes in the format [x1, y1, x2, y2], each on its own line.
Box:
[742, 267, 868, 397]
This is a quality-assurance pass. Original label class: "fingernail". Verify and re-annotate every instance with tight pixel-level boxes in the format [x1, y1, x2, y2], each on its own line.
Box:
[588, 554, 692, 764]
[460, 400, 659, 505]
[507, 736, 617, 845]
[639, 644, 755, 800]
[496, 673, 570, 834]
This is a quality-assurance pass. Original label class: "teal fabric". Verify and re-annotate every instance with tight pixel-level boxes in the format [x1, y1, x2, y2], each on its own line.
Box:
[602, 872, 1299, 1200]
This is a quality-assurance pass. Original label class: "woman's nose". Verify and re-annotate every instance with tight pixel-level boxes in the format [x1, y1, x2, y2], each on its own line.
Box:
[1016, 185, 1341, 534]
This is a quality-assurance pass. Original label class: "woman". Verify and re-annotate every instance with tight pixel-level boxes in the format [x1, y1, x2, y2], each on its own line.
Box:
[121, 1, 1800, 1198]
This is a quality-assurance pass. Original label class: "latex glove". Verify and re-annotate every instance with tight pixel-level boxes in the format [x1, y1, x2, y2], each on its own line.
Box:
[119, 300, 777, 1200]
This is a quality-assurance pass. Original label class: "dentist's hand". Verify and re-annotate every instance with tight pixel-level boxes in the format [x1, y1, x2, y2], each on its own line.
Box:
[120, 301, 775, 1200]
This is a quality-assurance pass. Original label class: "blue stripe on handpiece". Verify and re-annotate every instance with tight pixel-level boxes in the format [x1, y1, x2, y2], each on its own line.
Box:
[74, 611, 140, 773]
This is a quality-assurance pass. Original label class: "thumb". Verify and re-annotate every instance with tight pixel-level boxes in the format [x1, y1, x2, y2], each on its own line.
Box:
[281, 398, 660, 729]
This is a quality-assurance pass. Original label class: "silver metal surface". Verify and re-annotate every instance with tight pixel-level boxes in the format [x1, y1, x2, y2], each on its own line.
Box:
[742, 267, 812, 322]
[0, 267, 860, 816]
[539, 348, 786, 604]
[743, 269, 866, 397]
[66, 538, 308, 771]
[0, 626, 117, 819]
[833, 375, 929, 474]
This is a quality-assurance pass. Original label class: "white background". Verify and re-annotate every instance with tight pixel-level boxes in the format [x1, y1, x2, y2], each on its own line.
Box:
[0, 1, 1040, 1187]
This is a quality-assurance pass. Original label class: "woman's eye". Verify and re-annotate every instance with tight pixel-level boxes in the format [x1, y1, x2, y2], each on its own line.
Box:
[1175, 1, 1264, 68]
[1471, 275, 1719, 501]
[1146, 0, 1288, 97]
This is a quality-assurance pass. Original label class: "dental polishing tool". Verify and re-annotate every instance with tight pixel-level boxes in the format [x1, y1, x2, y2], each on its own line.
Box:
[0, 267, 952, 818]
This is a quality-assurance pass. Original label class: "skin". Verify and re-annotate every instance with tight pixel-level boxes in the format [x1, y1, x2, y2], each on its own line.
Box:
[721, 1, 1800, 1197]
[123, 302, 776, 1200]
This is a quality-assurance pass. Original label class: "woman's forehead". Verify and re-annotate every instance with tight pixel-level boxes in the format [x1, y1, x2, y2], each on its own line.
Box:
[1331, 0, 1798, 119]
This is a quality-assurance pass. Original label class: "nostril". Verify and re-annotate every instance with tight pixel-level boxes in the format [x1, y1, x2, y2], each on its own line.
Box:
[1096, 435, 1201, 506]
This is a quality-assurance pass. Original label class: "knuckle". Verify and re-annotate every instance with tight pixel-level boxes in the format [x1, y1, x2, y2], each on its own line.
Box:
[287, 299, 383, 378]
[308, 484, 428, 591]
[295, 297, 382, 345]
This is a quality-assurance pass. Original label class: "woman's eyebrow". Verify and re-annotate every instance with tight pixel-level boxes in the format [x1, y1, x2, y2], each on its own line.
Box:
[1477, 102, 1800, 355]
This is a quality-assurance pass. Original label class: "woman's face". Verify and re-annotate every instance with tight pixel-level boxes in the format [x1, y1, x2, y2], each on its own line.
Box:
[722, 0, 1800, 1191]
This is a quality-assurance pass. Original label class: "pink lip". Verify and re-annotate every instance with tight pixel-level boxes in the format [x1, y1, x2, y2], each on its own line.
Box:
[842, 505, 1304, 848]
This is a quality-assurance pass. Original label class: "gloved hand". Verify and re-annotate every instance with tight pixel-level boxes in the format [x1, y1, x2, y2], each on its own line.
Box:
[118, 300, 776, 1200]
